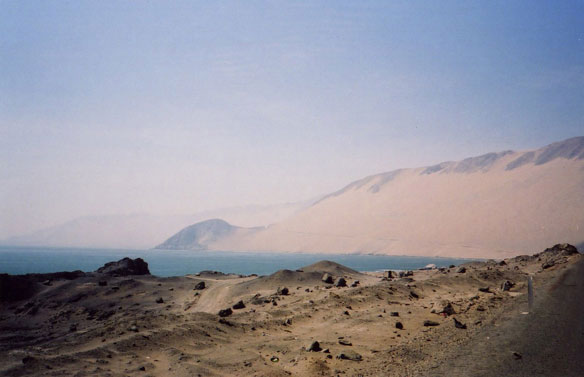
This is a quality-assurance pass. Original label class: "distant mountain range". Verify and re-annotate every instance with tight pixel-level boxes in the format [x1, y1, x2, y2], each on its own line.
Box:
[156, 136, 584, 258]
[2, 201, 315, 249]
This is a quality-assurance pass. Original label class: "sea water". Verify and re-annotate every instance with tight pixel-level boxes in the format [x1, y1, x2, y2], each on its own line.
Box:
[0, 246, 477, 277]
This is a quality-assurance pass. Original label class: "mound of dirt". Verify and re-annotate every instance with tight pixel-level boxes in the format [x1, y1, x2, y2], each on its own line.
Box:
[300, 260, 361, 276]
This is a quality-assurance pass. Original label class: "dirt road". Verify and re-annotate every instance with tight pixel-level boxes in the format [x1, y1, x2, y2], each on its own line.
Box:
[425, 259, 584, 377]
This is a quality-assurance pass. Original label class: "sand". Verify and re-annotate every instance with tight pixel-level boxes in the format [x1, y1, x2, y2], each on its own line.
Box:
[0, 246, 581, 376]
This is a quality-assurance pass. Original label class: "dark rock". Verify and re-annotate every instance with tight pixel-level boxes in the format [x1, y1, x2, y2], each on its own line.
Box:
[542, 261, 555, 269]
[423, 320, 440, 327]
[218, 308, 233, 317]
[449, 265, 455, 269]
[478, 287, 491, 293]
[351, 280, 360, 287]
[98, 280, 108, 287]
[395, 322, 403, 330]
[390, 311, 399, 317]
[513, 352, 522, 360]
[96, 257, 150, 276]
[42, 280, 52, 286]
[155, 297, 164, 304]
[453, 318, 467, 329]
[307, 341, 321, 352]
[501, 280, 514, 291]
[543, 243, 579, 256]
[409, 291, 419, 299]
[456, 267, 466, 273]
[277, 287, 289, 295]
[338, 339, 352, 346]
[232, 300, 245, 310]
[69, 324, 77, 332]
[498, 260, 507, 266]
[194, 281, 205, 290]
[336, 350, 362, 361]
[139, 366, 146, 371]
[322, 273, 334, 284]
[433, 300, 455, 316]
[334, 277, 347, 287]
[384, 271, 394, 279]
[22, 356, 35, 364]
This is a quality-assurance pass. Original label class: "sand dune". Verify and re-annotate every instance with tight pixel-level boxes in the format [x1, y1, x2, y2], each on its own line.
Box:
[204, 137, 584, 259]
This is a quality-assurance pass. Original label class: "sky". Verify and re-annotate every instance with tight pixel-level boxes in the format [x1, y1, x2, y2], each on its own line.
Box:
[1, 0, 583, 238]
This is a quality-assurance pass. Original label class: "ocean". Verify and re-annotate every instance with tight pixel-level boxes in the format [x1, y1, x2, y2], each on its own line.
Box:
[0, 246, 478, 277]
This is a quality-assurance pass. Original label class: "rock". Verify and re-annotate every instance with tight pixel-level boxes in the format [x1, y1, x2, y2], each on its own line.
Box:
[501, 280, 514, 291]
[498, 260, 507, 266]
[232, 300, 245, 310]
[218, 308, 233, 317]
[453, 318, 467, 329]
[155, 297, 164, 304]
[390, 311, 399, 317]
[139, 366, 146, 371]
[542, 261, 555, 269]
[322, 273, 334, 284]
[433, 300, 455, 316]
[98, 280, 108, 287]
[409, 291, 419, 299]
[96, 257, 150, 276]
[395, 322, 403, 330]
[42, 280, 52, 286]
[449, 264, 455, 268]
[351, 280, 360, 287]
[543, 243, 579, 256]
[334, 277, 347, 287]
[456, 266, 466, 273]
[384, 271, 394, 279]
[423, 320, 440, 327]
[336, 351, 362, 361]
[322, 348, 330, 353]
[194, 281, 205, 290]
[22, 356, 35, 364]
[129, 325, 138, 332]
[478, 287, 491, 293]
[277, 287, 289, 295]
[338, 339, 352, 346]
[69, 324, 77, 332]
[307, 341, 321, 352]
[513, 352, 522, 360]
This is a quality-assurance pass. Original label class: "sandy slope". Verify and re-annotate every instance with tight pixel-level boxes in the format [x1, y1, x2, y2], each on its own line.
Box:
[212, 140, 584, 259]
[1, 246, 581, 376]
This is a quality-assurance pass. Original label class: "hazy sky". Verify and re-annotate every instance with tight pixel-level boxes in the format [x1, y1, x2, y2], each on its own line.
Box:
[1, 1, 583, 238]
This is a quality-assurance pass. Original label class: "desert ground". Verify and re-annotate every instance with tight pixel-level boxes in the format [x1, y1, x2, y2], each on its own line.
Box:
[0, 244, 581, 377]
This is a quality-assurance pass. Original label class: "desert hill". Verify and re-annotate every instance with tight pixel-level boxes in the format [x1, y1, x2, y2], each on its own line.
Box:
[161, 137, 584, 259]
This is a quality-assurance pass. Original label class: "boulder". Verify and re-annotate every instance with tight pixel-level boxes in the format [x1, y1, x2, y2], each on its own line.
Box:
[307, 341, 321, 352]
[96, 258, 150, 276]
[322, 273, 334, 284]
[456, 266, 466, 273]
[395, 321, 403, 330]
[232, 300, 245, 310]
[501, 280, 514, 291]
[384, 271, 394, 279]
[453, 317, 467, 329]
[218, 308, 233, 317]
[336, 350, 362, 361]
[423, 320, 440, 327]
[277, 287, 289, 295]
[194, 281, 206, 290]
[334, 277, 347, 287]
[543, 243, 578, 256]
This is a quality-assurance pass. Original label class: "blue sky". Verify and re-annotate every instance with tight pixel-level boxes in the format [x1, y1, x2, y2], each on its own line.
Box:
[1, 1, 583, 237]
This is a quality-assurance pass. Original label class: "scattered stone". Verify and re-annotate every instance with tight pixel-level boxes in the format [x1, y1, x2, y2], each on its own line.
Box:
[351, 280, 360, 287]
[334, 277, 347, 287]
[513, 352, 522, 360]
[232, 300, 245, 310]
[456, 267, 466, 273]
[336, 351, 362, 361]
[338, 339, 352, 346]
[322, 348, 330, 353]
[322, 273, 334, 284]
[453, 318, 467, 329]
[433, 300, 455, 316]
[194, 281, 205, 290]
[501, 280, 514, 291]
[307, 341, 321, 352]
[277, 287, 289, 295]
[270, 356, 279, 362]
[139, 366, 146, 371]
[218, 308, 233, 317]
[156, 297, 164, 304]
[423, 320, 440, 327]
[395, 322, 403, 330]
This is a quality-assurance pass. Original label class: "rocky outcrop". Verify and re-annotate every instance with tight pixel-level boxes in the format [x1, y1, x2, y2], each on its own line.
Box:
[96, 257, 150, 276]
